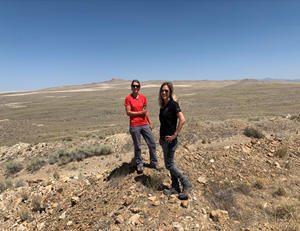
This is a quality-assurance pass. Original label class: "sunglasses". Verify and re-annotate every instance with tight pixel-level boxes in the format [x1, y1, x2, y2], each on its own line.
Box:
[132, 85, 140, 88]
[161, 89, 169, 93]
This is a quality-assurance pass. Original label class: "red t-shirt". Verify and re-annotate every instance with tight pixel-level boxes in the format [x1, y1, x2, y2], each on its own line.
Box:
[124, 94, 148, 126]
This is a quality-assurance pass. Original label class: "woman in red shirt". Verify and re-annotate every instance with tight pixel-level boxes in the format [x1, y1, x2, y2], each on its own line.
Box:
[124, 79, 161, 174]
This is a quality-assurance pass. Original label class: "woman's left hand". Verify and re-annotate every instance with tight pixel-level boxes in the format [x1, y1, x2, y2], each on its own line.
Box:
[165, 134, 177, 144]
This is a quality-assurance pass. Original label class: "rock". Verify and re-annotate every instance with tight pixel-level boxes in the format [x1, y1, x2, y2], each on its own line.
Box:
[130, 208, 141, 213]
[181, 201, 189, 208]
[124, 197, 133, 206]
[210, 209, 229, 224]
[152, 200, 160, 206]
[197, 176, 207, 184]
[128, 214, 140, 225]
[172, 222, 184, 231]
[242, 146, 251, 154]
[148, 196, 156, 202]
[115, 215, 124, 224]
[71, 196, 80, 206]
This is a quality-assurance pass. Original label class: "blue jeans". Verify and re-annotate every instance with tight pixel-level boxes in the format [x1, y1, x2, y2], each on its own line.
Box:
[161, 138, 187, 188]
[130, 124, 158, 167]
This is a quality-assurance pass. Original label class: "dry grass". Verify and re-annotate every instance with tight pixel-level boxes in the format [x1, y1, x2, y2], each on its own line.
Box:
[53, 168, 60, 179]
[20, 189, 29, 201]
[147, 172, 164, 191]
[253, 178, 265, 189]
[31, 195, 42, 212]
[243, 127, 265, 139]
[274, 146, 288, 158]
[18, 207, 30, 221]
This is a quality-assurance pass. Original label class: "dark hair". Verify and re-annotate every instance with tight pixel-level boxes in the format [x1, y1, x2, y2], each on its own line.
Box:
[131, 79, 140, 87]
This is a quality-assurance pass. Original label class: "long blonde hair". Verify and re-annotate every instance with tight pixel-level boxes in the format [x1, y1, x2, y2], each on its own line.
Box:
[158, 82, 178, 108]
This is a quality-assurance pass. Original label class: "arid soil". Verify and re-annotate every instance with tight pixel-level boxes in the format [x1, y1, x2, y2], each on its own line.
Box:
[1, 116, 300, 230]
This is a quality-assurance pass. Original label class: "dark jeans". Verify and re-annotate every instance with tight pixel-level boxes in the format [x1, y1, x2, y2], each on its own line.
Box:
[161, 138, 187, 188]
[130, 124, 158, 167]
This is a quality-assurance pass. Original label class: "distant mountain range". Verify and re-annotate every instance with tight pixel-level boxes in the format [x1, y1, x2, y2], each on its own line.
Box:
[260, 78, 300, 82]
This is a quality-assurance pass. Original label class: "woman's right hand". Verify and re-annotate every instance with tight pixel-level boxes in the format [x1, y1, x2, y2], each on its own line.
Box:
[141, 108, 147, 115]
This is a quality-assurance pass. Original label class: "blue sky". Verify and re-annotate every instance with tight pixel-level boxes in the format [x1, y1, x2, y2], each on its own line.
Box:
[1, 0, 299, 91]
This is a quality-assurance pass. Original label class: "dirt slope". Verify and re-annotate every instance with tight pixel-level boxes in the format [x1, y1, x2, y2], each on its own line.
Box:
[1, 118, 300, 230]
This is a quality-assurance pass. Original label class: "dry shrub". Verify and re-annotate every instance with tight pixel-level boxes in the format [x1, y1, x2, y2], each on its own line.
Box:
[148, 173, 164, 191]
[0, 180, 7, 193]
[31, 195, 41, 212]
[5, 161, 23, 175]
[243, 127, 265, 139]
[26, 157, 45, 172]
[273, 220, 300, 231]
[204, 182, 241, 221]
[53, 168, 60, 179]
[20, 189, 28, 201]
[15, 179, 26, 188]
[253, 178, 265, 189]
[234, 183, 252, 195]
[273, 186, 287, 197]
[18, 208, 30, 221]
[274, 146, 288, 158]
[270, 199, 299, 220]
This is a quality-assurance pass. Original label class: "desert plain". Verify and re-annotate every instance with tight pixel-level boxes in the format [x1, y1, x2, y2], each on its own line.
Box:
[1, 79, 300, 230]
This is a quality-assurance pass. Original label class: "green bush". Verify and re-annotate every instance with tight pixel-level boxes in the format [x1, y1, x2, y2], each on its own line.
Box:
[5, 161, 23, 175]
[47, 145, 112, 166]
[49, 152, 58, 164]
[98, 134, 105, 139]
[58, 155, 71, 166]
[0, 180, 7, 192]
[243, 127, 265, 139]
[100, 144, 112, 155]
[62, 137, 72, 141]
[26, 157, 45, 172]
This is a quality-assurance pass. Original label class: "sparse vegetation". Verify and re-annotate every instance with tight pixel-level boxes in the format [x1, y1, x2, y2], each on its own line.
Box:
[18, 208, 30, 221]
[48, 145, 112, 166]
[147, 173, 164, 191]
[243, 127, 265, 139]
[15, 179, 26, 188]
[0, 179, 14, 192]
[26, 157, 45, 172]
[0, 179, 7, 192]
[20, 189, 29, 201]
[31, 195, 41, 212]
[253, 178, 265, 189]
[5, 160, 23, 175]
[273, 186, 287, 197]
[2, 80, 300, 230]
[53, 168, 60, 179]
[62, 137, 72, 142]
[5, 179, 13, 189]
[274, 146, 288, 158]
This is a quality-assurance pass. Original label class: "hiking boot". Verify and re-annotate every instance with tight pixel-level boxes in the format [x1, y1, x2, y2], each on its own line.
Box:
[137, 166, 143, 174]
[163, 187, 181, 195]
[179, 181, 194, 199]
[149, 163, 162, 172]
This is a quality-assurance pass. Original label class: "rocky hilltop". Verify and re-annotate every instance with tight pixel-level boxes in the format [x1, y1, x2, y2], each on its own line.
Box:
[1, 117, 300, 230]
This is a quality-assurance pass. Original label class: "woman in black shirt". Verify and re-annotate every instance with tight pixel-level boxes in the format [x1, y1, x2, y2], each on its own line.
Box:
[159, 82, 194, 199]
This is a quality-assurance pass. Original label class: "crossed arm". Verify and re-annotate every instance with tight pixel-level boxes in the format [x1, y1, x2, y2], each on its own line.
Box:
[125, 105, 153, 130]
